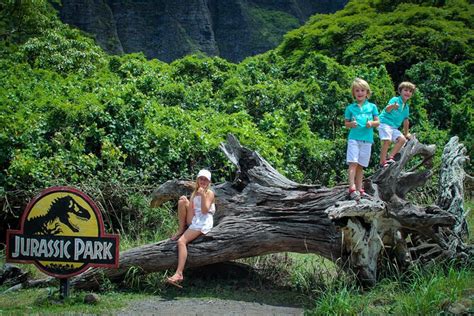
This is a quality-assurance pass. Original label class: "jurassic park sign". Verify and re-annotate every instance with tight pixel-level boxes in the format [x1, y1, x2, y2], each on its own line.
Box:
[6, 187, 119, 278]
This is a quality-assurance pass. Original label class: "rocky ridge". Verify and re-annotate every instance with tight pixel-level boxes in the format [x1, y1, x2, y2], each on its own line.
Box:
[57, 0, 347, 62]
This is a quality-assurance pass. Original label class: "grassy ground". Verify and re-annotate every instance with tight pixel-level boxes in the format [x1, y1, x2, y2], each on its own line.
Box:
[0, 201, 472, 314]
[1, 253, 472, 314]
[0, 288, 145, 315]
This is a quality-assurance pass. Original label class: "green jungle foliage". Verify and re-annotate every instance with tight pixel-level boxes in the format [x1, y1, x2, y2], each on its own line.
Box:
[280, 0, 474, 135]
[0, 0, 472, 236]
[280, 0, 473, 77]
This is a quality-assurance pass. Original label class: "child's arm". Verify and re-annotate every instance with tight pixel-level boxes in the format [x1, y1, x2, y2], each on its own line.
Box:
[366, 104, 380, 128]
[345, 119, 357, 128]
[403, 119, 411, 139]
[366, 115, 380, 128]
[199, 190, 215, 214]
[385, 102, 399, 113]
[344, 107, 357, 128]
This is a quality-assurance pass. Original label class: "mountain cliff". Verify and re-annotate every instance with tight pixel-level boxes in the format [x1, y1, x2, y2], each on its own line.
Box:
[57, 0, 347, 62]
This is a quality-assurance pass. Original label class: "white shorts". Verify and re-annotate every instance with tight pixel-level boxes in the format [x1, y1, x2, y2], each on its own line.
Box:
[346, 139, 372, 167]
[379, 123, 403, 142]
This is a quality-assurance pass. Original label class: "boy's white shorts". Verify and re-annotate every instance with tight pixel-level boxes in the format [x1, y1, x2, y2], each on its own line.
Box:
[379, 123, 403, 142]
[346, 139, 372, 167]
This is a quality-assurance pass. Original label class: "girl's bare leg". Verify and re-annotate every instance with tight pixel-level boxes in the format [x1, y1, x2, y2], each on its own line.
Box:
[171, 197, 191, 240]
[168, 229, 202, 282]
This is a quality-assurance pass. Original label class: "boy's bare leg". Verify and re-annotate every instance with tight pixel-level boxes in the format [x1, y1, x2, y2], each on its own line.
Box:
[389, 135, 407, 159]
[355, 164, 364, 191]
[380, 140, 391, 165]
[348, 163, 358, 191]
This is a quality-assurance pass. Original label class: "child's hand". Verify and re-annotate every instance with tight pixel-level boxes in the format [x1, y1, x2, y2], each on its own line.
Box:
[350, 120, 358, 128]
[392, 102, 399, 110]
[365, 121, 373, 128]
[197, 187, 205, 195]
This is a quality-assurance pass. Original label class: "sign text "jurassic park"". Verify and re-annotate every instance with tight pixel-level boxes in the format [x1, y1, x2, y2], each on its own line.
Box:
[9, 235, 116, 264]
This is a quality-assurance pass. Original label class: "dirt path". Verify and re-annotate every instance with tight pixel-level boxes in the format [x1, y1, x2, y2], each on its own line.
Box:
[117, 297, 304, 315]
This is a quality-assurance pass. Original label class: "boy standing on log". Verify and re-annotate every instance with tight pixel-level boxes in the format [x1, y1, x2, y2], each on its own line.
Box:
[344, 78, 380, 200]
[378, 82, 416, 168]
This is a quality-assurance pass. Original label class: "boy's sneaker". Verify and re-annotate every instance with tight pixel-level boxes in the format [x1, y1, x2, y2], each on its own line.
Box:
[380, 155, 397, 168]
[385, 153, 401, 165]
[359, 189, 371, 199]
[348, 189, 360, 201]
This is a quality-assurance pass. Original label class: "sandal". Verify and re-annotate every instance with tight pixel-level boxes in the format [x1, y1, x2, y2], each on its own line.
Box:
[166, 273, 183, 288]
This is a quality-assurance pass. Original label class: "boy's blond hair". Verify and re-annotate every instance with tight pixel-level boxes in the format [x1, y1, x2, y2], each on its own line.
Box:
[351, 78, 372, 98]
[398, 81, 416, 93]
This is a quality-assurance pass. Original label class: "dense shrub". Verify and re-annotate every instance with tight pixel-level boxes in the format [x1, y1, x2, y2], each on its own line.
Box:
[279, 0, 474, 83]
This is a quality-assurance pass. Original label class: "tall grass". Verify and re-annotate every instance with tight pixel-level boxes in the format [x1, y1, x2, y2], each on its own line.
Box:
[239, 253, 473, 314]
[304, 263, 473, 315]
[116, 194, 178, 250]
[300, 199, 474, 314]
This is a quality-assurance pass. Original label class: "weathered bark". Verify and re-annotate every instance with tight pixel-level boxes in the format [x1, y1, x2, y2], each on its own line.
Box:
[410, 136, 473, 265]
[70, 134, 472, 290]
[437, 137, 469, 236]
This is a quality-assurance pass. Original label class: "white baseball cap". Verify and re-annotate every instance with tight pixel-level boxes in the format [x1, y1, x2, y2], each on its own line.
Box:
[197, 169, 211, 181]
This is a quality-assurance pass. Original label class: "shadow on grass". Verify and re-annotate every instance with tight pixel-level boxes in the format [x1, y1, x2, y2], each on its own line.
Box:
[151, 262, 307, 308]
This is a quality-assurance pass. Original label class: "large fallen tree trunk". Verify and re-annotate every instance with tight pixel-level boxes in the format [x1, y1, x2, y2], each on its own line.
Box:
[71, 135, 472, 290]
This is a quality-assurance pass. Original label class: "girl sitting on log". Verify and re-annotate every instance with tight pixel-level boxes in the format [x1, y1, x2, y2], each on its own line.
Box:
[166, 169, 216, 287]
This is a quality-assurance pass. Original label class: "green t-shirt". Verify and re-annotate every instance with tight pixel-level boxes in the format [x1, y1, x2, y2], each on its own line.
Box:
[344, 100, 379, 143]
[380, 96, 410, 128]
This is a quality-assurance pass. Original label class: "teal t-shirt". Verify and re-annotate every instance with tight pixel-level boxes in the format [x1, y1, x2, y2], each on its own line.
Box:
[344, 100, 379, 143]
[379, 96, 410, 128]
